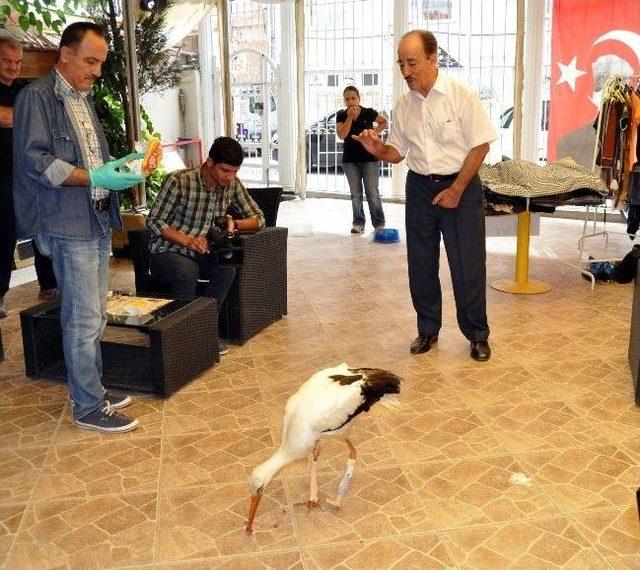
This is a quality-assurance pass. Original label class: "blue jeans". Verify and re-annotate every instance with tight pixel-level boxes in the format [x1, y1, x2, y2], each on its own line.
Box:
[36, 232, 110, 419]
[342, 161, 385, 228]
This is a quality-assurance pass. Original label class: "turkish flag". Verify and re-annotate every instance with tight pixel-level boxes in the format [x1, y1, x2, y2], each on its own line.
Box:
[549, 0, 640, 165]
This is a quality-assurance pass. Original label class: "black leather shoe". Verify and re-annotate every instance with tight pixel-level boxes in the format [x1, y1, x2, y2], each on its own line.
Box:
[470, 341, 491, 362]
[410, 334, 438, 355]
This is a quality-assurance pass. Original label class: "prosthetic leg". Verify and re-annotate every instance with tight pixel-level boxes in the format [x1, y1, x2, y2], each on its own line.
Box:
[326, 438, 356, 508]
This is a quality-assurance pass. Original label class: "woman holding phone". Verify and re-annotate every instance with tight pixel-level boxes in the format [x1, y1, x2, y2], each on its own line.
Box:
[336, 86, 388, 234]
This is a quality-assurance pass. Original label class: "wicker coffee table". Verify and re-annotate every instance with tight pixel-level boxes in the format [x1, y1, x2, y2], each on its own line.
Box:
[20, 295, 219, 397]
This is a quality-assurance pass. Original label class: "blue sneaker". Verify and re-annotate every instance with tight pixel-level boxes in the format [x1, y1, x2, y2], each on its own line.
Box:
[75, 403, 139, 433]
[70, 391, 132, 410]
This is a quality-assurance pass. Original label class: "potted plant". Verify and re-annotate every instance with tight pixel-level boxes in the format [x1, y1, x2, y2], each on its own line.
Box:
[88, 0, 182, 255]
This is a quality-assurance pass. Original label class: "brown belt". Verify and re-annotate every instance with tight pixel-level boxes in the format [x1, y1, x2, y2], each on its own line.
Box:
[93, 196, 111, 212]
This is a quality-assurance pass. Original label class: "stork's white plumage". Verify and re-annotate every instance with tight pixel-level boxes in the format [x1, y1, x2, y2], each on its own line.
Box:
[245, 363, 401, 534]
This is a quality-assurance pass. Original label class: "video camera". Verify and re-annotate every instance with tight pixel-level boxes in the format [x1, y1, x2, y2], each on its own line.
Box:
[206, 226, 244, 266]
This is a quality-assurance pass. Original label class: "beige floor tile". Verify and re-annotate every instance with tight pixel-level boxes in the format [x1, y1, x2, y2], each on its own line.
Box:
[376, 406, 507, 463]
[304, 534, 456, 569]
[6, 491, 157, 569]
[454, 364, 558, 408]
[566, 394, 639, 444]
[156, 480, 296, 562]
[178, 356, 259, 393]
[157, 549, 304, 569]
[404, 455, 562, 529]
[164, 387, 268, 435]
[524, 358, 633, 401]
[31, 437, 161, 502]
[0, 375, 68, 407]
[247, 325, 333, 357]
[401, 369, 492, 411]
[571, 507, 640, 570]
[515, 444, 639, 513]
[0, 359, 26, 377]
[252, 350, 346, 384]
[285, 466, 436, 546]
[0, 502, 27, 565]
[1, 445, 48, 504]
[442, 516, 610, 569]
[475, 401, 609, 453]
[0, 402, 64, 449]
[160, 427, 274, 488]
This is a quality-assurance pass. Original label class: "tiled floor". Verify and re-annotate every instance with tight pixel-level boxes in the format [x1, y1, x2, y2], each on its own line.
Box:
[1, 198, 638, 569]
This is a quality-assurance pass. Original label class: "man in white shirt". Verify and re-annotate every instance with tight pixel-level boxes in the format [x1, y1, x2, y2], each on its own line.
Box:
[354, 30, 496, 362]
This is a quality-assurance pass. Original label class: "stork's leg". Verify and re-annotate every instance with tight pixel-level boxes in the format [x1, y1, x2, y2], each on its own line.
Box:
[308, 440, 321, 508]
[296, 440, 321, 510]
[327, 438, 357, 508]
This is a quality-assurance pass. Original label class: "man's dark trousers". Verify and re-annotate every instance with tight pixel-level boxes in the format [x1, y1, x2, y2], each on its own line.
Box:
[0, 174, 57, 297]
[405, 170, 489, 342]
[149, 251, 236, 307]
[0, 174, 16, 297]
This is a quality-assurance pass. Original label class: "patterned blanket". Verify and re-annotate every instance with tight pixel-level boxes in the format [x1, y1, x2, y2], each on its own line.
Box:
[479, 158, 608, 198]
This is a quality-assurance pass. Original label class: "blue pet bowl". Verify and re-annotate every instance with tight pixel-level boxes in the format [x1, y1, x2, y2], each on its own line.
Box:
[373, 228, 400, 243]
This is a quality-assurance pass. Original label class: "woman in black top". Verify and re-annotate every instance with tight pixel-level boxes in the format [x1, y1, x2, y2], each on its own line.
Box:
[336, 86, 388, 234]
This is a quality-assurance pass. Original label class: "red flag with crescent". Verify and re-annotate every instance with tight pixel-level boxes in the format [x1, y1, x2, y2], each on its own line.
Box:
[549, 0, 640, 164]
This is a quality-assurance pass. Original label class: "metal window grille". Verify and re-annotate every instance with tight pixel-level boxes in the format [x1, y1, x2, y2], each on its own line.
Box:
[208, 1, 547, 193]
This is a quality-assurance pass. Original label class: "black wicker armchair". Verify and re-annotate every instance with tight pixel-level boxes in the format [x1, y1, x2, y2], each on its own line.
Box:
[218, 227, 288, 343]
[247, 186, 283, 227]
[128, 226, 288, 345]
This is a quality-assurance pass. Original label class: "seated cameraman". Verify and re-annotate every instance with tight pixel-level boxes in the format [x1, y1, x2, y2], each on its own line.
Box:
[147, 137, 265, 310]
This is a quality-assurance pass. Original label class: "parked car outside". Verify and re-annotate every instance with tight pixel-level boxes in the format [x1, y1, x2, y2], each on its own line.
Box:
[305, 111, 392, 175]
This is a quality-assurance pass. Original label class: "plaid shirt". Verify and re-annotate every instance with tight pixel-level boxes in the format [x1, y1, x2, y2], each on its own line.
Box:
[54, 70, 108, 200]
[147, 167, 266, 258]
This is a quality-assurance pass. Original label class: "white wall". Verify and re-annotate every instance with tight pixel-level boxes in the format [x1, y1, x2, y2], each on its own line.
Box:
[140, 87, 181, 142]
[139, 71, 206, 170]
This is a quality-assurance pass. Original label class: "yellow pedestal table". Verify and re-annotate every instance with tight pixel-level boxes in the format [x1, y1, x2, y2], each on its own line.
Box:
[491, 209, 551, 295]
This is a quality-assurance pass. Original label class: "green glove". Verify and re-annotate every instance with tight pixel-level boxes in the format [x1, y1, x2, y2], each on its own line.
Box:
[89, 153, 146, 191]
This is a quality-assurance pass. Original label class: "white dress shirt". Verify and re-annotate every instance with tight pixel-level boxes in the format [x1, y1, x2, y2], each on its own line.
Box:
[388, 72, 497, 176]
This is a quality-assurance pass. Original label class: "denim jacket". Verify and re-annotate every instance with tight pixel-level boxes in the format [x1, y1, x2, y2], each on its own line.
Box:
[12, 69, 122, 240]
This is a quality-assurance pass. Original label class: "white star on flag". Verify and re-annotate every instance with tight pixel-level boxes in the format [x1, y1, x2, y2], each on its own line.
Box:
[556, 56, 587, 92]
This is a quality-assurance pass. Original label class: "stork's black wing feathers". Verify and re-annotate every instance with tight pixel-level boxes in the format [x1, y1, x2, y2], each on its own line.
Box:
[323, 368, 402, 433]
[350, 368, 401, 405]
[329, 374, 363, 385]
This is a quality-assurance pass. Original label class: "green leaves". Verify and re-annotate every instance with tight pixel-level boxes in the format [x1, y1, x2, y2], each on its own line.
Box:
[18, 14, 30, 30]
[0, 0, 76, 33]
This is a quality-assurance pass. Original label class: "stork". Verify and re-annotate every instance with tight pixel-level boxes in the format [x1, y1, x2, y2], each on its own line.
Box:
[245, 363, 401, 534]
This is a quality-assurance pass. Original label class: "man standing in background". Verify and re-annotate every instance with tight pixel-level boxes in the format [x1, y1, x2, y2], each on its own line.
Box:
[0, 36, 57, 318]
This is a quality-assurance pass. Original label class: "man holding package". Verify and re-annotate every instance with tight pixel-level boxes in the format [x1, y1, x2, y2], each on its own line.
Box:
[13, 22, 145, 432]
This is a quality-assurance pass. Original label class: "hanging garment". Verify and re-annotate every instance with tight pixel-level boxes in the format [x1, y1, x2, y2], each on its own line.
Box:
[628, 92, 640, 174]
[599, 100, 619, 169]
[616, 96, 632, 205]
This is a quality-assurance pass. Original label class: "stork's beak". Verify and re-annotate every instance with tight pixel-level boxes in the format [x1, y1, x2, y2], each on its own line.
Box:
[245, 493, 262, 534]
